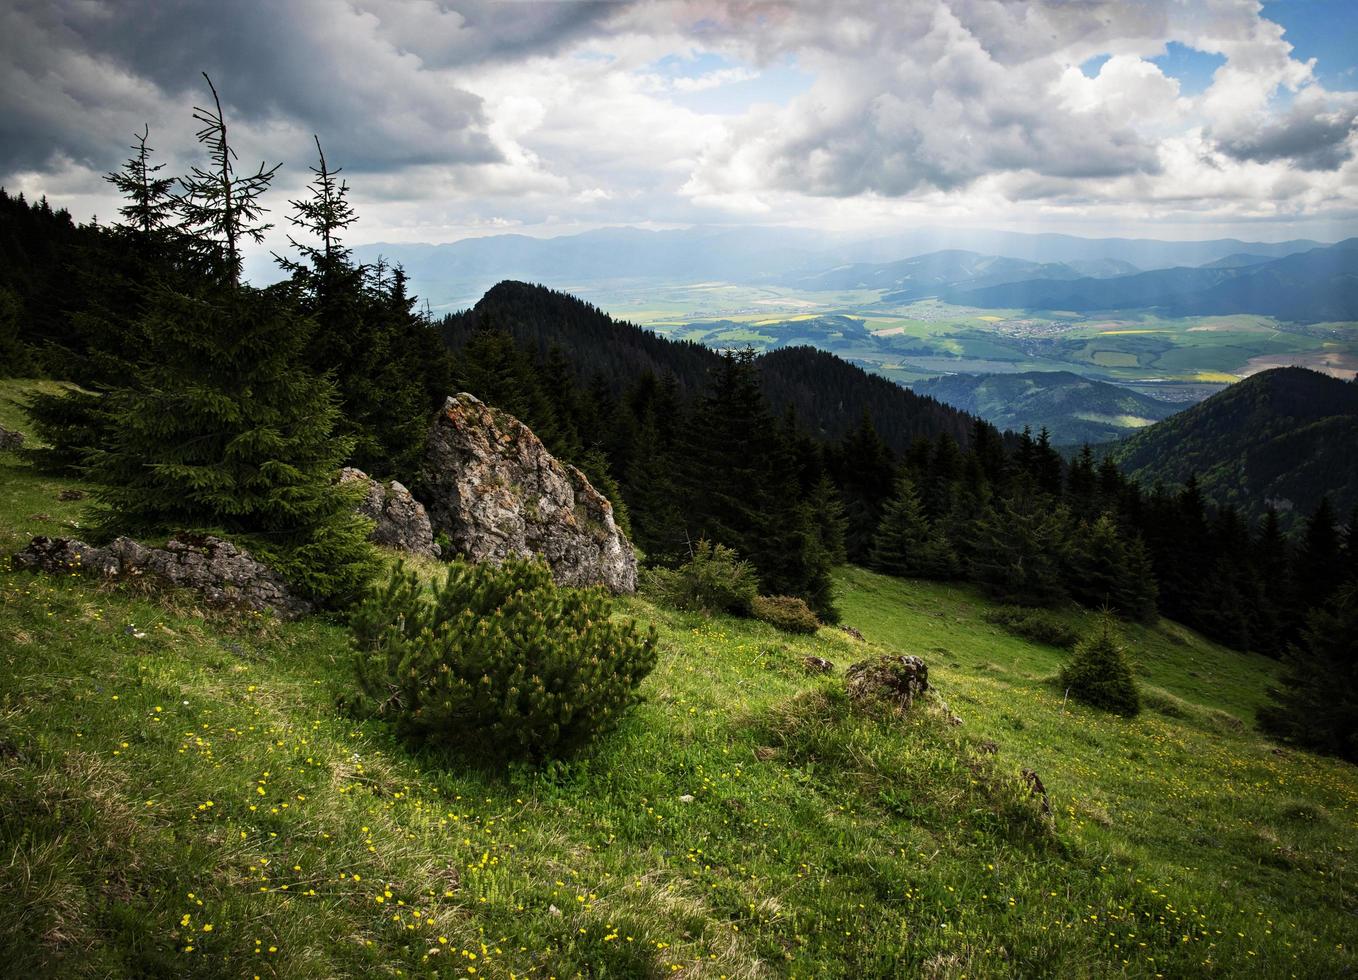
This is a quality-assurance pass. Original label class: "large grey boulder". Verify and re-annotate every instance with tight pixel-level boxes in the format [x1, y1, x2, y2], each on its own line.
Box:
[11, 534, 312, 619]
[338, 467, 439, 559]
[422, 393, 637, 593]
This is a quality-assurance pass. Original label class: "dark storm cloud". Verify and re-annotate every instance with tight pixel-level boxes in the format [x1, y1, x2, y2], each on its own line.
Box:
[1217, 101, 1358, 171]
[0, 0, 627, 178]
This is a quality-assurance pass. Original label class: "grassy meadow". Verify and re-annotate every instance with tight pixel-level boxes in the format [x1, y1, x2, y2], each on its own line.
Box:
[1, 384, 1355, 978]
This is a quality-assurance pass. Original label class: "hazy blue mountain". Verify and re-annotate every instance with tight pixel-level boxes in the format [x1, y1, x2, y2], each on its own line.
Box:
[826, 229, 1324, 270]
[1201, 252, 1279, 269]
[348, 225, 1335, 311]
[1066, 258, 1142, 277]
[353, 226, 834, 309]
[910, 370, 1180, 445]
[786, 249, 1114, 298]
[1110, 366, 1358, 526]
[947, 239, 1358, 322]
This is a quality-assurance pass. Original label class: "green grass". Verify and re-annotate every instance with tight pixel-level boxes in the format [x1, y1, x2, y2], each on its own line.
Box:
[1, 390, 1355, 977]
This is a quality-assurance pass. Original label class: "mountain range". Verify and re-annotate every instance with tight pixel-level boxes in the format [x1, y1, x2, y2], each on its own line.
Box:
[349, 226, 1333, 313]
[783, 250, 1140, 300]
[946, 239, 1358, 322]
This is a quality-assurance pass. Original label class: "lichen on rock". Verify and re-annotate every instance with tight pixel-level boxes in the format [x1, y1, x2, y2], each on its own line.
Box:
[846, 654, 930, 715]
[422, 393, 637, 593]
[11, 534, 312, 619]
[338, 467, 439, 559]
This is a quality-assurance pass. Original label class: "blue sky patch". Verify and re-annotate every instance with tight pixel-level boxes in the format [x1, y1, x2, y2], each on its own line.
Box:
[1152, 42, 1226, 96]
[1264, 0, 1358, 89]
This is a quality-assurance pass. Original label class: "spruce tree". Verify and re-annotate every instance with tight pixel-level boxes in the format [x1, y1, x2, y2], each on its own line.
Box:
[1252, 507, 1294, 656]
[967, 491, 1069, 606]
[27, 126, 178, 466]
[1065, 515, 1157, 622]
[683, 349, 769, 557]
[177, 74, 280, 280]
[807, 472, 849, 566]
[1296, 496, 1343, 611]
[105, 124, 177, 237]
[870, 476, 959, 579]
[834, 410, 896, 562]
[0, 286, 35, 377]
[1060, 614, 1141, 716]
[1345, 505, 1358, 585]
[623, 404, 686, 562]
[1258, 584, 1358, 762]
[87, 77, 376, 606]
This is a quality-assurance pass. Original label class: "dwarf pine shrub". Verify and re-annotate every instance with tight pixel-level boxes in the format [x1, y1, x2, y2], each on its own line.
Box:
[645, 539, 758, 615]
[752, 595, 821, 634]
[1060, 615, 1141, 716]
[351, 558, 657, 761]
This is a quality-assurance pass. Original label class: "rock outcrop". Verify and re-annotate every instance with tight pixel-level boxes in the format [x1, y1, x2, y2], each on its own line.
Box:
[339, 467, 439, 559]
[422, 393, 637, 593]
[846, 654, 930, 715]
[0, 424, 23, 451]
[11, 534, 312, 619]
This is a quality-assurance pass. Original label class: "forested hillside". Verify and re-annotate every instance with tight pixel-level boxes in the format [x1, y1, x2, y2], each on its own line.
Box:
[439, 280, 979, 453]
[1112, 367, 1358, 526]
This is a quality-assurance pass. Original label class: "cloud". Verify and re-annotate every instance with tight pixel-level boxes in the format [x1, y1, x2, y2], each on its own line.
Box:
[1215, 92, 1358, 170]
[2, 0, 1356, 246]
[0, 0, 627, 179]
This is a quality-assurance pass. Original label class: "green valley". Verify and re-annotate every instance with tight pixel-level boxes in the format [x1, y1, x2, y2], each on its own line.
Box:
[575, 280, 1358, 396]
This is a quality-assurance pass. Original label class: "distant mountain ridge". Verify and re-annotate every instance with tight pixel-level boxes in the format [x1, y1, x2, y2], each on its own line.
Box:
[349, 226, 1335, 312]
[782, 249, 1140, 299]
[946, 239, 1358, 322]
[911, 371, 1180, 446]
[1110, 367, 1358, 526]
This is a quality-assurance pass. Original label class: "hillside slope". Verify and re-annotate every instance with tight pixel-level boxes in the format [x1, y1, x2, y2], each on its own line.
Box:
[441, 280, 984, 452]
[1, 390, 1355, 977]
[911, 371, 1180, 445]
[1110, 366, 1358, 524]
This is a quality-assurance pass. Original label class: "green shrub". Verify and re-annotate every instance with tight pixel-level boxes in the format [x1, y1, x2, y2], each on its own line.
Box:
[644, 539, 758, 615]
[984, 606, 1079, 648]
[752, 594, 821, 634]
[1060, 616, 1141, 716]
[351, 558, 657, 761]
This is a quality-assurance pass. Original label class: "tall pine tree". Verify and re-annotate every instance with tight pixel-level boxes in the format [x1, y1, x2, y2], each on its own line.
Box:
[87, 76, 375, 606]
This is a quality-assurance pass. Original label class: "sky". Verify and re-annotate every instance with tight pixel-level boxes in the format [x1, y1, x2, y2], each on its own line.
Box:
[3, 0, 1358, 252]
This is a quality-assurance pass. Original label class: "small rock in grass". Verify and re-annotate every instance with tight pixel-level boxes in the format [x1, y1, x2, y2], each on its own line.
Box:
[846, 654, 929, 715]
[839, 625, 865, 641]
[57, 488, 85, 501]
[0, 424, 23, 451]
[801, 656, 835, 674]
[678, 794, 695, 803]
[754, 746, 779, 762]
